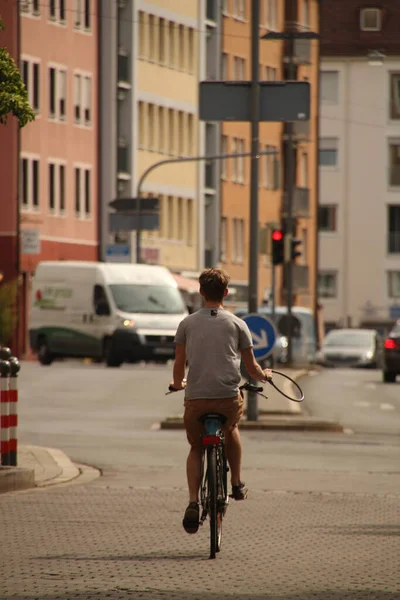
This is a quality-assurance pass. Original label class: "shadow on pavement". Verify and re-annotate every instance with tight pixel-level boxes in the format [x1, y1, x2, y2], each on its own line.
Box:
[1, 589, 399, 600]
[315, 524, 400, 537]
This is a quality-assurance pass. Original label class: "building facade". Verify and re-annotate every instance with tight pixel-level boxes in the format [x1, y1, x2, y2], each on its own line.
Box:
[100, 0, 204, 274]
[219, 0, 320, 313]
[319, 1, 400, 331]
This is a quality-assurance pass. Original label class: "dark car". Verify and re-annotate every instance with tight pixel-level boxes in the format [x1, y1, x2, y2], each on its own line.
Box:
[382, 320, 400, 383]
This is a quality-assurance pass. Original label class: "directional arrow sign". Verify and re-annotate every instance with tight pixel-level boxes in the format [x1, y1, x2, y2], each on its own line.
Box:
[243, 313, 277, 361]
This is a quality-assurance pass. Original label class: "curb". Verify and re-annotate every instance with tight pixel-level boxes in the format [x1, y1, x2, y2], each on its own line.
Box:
[0, 466, 35, 494]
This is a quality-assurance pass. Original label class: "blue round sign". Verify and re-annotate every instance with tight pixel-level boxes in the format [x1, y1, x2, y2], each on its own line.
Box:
[243, 313, 277, 360]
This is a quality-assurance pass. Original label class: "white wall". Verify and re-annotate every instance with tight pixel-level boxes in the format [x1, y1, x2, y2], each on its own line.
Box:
[320, 57, 400, 327]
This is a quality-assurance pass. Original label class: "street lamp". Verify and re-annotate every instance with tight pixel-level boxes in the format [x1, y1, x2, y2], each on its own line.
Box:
[368, 50, 385, 66]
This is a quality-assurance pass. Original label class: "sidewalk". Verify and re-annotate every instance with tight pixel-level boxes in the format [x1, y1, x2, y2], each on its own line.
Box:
[160, 368, 343, 432]
[0, 445, 100, 494]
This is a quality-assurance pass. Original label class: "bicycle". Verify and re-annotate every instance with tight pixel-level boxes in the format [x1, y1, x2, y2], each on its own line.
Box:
[166, 370, 304, 559]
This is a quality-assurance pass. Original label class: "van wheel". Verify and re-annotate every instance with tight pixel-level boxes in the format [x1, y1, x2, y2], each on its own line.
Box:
[104, 338, 123, 368]
[37, 338, 54, 366]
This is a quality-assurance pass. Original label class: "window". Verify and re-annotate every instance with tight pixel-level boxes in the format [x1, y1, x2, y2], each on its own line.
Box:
[233, 56, 246, 80]
[222, 53, 228, 80]
[74, 73, 92, 126]
[302, 0, 309, 27]
[301, 152, 308, 187]
[220, 217, 227, 262]
[266, 0, 277, 29]
[49, 66, 67, 121]
[388, 272, 400, 298]
[74, 166, 92, 217]
[21, 58, 40, 113]
[48, 161, 66, 214]
[233, 0, 245, 19]
[49, 0, 66, 23]
[388, 205, 400, 254]
[232, 137, 245, 183]
[319, 138, 338, 167]
[232, 218, 244, 263]
[169, 21, 176, 67]
[221, 135, 228, 179]
[74, 0, 91, 30]
[318, 205, 337, 232]
[178, 25, 185, 70]
[390, 73, 400, 120]
[20, 0, 40, 16]
[265, 144, 277, 189]
[265, 66, 277, 81]
[222, 0, 229, 15]
[320, 71, 339, 105]
[318, 272, 337, 298]
[389, 141, 400, 186]
[360, 8, 381, 31]
[20, 156, 40, 210]
[187, 198, 193, 244]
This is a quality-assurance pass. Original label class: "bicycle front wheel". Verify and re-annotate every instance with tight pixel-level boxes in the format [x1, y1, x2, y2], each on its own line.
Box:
[207, 446, 221, 559]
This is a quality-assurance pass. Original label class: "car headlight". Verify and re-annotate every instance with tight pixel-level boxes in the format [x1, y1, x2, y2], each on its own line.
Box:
[365, 350, 373, 360]
[120, 318, 135, 327]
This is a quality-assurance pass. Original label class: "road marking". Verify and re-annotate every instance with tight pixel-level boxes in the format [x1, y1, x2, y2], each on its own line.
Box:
[150, 422, 161, 430]
[353, 401, 370, 407]
[364, 383, 377, 390]
[380, 403, 395, 411]
[343, 428, 354, 435]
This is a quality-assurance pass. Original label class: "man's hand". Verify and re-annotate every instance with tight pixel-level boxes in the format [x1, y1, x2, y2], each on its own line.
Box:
[263, 368, 273, 382]
[170, 379, 186, 391]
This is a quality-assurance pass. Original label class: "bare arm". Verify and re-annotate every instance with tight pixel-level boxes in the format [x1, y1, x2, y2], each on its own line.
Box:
[172, 343, 186, 389]
[241, 347, 272, 382]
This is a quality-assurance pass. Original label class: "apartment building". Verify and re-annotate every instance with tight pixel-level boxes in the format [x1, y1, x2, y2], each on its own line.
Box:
[319, 1, 400, 331]
[0, 0, 98, 356]
[99, 0, 203, 273]
[219, 0, 320, 312]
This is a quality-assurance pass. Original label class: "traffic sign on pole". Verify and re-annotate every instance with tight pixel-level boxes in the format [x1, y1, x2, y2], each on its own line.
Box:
[243, 313, 277, 361]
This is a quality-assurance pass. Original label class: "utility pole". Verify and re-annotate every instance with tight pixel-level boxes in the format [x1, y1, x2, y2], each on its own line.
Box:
[247, 0, 261, 421]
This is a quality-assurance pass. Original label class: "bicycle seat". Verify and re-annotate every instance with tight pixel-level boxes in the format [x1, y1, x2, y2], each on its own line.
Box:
[198, 413, 228, 425]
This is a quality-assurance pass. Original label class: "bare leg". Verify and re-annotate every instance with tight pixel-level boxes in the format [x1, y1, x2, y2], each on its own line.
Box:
[224, 426, 242, 486]
[186, 447, 203, 503]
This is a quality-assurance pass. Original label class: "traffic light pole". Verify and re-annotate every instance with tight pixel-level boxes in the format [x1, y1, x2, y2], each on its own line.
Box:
[247, 0, 261, 421]
[285, 38, 296, 366]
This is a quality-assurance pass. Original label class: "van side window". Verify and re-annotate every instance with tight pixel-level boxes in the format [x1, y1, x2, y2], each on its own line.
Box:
[94, 285, 110, 316]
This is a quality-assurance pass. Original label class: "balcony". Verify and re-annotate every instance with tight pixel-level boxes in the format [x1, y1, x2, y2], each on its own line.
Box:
[388, 232, 400, 254]
[284, 37, 312, 66]
[117, 143, 129, 174]
[282, 187, 310, 218]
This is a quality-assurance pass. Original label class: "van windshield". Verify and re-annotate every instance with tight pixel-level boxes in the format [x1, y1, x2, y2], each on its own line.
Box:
[109, 284, 185, 314]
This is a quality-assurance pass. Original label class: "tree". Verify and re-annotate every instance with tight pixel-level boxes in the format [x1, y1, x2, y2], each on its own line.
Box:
[0, 17, 35, 127]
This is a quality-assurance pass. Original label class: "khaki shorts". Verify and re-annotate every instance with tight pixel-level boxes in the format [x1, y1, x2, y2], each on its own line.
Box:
[183, 394, 244, 449]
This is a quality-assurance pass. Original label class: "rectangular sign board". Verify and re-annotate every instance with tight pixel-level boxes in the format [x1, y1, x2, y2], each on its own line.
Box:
[109, 213, 159, 232]
[199, 81, 310, 122]
[21, 228, 41, 255]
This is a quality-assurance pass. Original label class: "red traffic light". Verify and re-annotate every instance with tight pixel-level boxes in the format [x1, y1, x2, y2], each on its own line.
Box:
[272, 230, 283, 241]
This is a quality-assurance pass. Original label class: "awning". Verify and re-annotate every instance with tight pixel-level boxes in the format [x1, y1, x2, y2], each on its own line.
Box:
[173, 273, 200, 295]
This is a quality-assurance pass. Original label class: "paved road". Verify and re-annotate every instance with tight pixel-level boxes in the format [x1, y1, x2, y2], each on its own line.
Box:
[302, 368, 400, 436]
[0, 361, 398, 599]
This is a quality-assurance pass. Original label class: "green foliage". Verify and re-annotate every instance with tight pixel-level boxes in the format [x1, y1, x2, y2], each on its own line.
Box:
[0, 17, 35, 127]
[0, 279, 17, 346]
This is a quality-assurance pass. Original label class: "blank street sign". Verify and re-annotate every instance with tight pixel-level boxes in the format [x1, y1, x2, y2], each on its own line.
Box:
[199, 81, 310, 122]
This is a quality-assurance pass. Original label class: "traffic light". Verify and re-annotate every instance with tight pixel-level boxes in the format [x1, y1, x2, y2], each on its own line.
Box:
[271, 229, 284, 265]
[291, 238, 302, 262]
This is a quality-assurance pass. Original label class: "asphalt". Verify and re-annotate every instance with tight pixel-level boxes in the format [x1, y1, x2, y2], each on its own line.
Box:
[0, 368, 342, 494]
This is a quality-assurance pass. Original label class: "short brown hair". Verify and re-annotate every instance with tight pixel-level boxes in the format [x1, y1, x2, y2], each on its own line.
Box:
[199, 268, 230, 302]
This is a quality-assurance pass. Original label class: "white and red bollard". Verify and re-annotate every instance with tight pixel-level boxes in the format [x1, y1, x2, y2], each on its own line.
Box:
[8, 357, 20, 466]
[0, 355, 11, 466]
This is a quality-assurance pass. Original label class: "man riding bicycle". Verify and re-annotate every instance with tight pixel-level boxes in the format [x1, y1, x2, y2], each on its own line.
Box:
[171, 268, 272, 534]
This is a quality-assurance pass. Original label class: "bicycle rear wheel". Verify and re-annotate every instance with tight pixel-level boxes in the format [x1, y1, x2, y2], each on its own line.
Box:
[207, 446, 220, 559]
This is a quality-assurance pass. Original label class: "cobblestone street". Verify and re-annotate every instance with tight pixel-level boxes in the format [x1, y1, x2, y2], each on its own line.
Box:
[1, 475, 399, 600]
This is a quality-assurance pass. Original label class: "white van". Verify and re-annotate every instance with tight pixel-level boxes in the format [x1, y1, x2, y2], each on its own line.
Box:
[29, 261, 188, 367]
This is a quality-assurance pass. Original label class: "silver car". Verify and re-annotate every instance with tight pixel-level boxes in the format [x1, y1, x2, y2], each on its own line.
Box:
[317, 328, 383, 369]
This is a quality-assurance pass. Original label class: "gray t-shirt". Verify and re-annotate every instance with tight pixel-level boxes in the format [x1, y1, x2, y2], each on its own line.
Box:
[174, 307, 253, 400]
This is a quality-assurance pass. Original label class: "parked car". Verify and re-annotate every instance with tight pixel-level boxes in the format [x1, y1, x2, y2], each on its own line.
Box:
[316, 328, 383, 369]
[382, 320, 400, 383]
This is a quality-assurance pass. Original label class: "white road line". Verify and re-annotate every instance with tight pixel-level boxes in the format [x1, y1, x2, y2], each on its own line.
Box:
[380, 403, 395, 411]
[353, 401, 370, 407]
[343, 428, 354, 435]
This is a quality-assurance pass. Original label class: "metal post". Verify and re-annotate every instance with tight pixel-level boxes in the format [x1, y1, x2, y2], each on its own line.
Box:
[0, 359, 11, 466]
[247, 0, 260, 422]
[9, 357, 20, 466]
[285, 37, 296, 366]
[271, 263, 276, 323]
